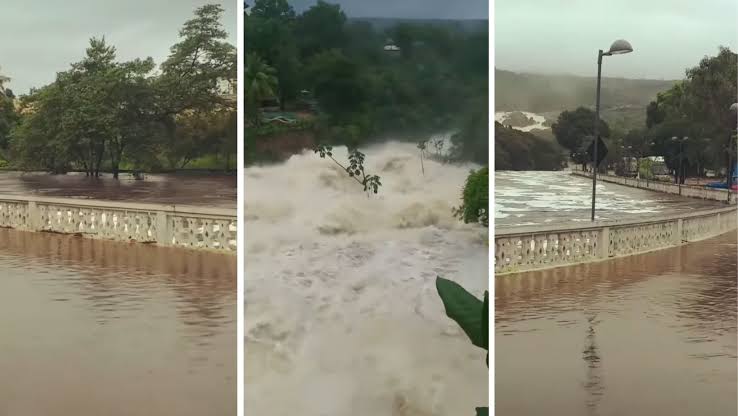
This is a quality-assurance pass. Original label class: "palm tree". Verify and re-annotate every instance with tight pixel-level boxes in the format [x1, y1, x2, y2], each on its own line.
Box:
[245, 53, 278, 126]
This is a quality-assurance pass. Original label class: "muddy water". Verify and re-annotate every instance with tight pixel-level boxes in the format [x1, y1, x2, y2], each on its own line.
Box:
[0, 171, 236, 208]
[245, 142, 488, 415]
[495, 171, 722, 227]
[496, 232, 737, 416]
[0, 229, 236, 416]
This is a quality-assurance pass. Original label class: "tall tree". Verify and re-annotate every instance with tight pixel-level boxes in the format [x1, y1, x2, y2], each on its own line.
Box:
[159, 4, 237, 113]
[295, 0, 347, 58]
[245, 53, 278, 125]
[552, 107, 610, 165]
[250, 0, 295, 20]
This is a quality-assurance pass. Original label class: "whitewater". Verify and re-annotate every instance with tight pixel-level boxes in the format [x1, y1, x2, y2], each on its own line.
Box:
[244, 141, 488, 415]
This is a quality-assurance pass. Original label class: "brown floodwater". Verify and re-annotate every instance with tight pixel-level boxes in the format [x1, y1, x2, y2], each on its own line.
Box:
[496, 232, 737, 416]
[0, 171, 236, 208]
[0, 228, 236, 416]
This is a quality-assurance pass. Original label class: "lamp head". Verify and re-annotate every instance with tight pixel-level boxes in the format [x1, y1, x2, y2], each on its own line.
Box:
[606, 39, 633, 55]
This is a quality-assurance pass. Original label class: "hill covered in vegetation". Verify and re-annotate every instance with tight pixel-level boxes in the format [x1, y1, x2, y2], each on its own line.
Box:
[495, 122, 566, 170]
[495, 69, 676, 112]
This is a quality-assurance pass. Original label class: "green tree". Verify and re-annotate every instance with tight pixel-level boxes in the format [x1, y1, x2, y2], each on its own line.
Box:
[250, 0, 295, 20]
[306, 49, 366, 117]
[552, 107, 610, 164]
[295, 0, 347, 58]
[159, 4, 237, 114]
[245, 53, 278, 125]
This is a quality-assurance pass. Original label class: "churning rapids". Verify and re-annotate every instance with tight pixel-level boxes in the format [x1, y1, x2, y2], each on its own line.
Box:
[244, 141, 488, 415]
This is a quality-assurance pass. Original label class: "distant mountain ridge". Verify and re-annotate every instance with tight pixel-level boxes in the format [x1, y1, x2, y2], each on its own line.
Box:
[495, 68, 676, 113]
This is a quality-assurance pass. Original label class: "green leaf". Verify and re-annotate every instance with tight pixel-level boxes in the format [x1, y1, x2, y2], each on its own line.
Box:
[475, 407, 489, 416]
[436, 277, 485, 349]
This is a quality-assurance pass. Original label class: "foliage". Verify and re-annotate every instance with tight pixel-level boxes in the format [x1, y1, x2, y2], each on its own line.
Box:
[8, 4, 235, 175]
[551, 107, 610, 164]
[495, 123, 566, 170]
[0, 87, 18, 155]
[454, 167, 488, 227]
[644, 47, 737, 180]
[314, 144, 382, 193]
[245, 0, 488, 165]
[435, 277, 488, 415]
[245, 53, 278, 125]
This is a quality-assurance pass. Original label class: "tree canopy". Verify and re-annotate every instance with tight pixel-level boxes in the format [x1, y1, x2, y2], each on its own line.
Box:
[6, 4, 236, 176]
[245, 0, 489, 165]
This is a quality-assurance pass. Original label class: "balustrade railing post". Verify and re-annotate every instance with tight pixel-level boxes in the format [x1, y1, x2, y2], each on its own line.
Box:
[156, 211, 170, 245]
[598, 226, 610, 259]
[27, 201, 39, 232]
[676, 218, 684, 244]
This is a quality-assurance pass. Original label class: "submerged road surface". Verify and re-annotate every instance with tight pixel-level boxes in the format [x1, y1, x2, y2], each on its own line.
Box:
[0, 229, 236, 416]
[496, 232, 737, 415]
[495, 171, 722, 227]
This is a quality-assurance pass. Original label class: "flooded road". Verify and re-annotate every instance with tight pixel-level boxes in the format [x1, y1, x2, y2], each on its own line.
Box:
[0, 228, 236, 416]
[0, 171, 236, 208]
[245, 142, 488, 415]
[495, 171, 722, 227]
[496, 232, 737, 416]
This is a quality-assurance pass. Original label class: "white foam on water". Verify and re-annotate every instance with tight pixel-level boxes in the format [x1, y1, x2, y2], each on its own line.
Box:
[494, 111, 548, 132]
[245, 141, 488, 415]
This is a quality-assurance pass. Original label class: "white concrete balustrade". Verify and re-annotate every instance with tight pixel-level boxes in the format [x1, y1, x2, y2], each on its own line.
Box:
[572, 171, 737, 204]
[495, 206, 737, 274]
[0, 195, 237, 252]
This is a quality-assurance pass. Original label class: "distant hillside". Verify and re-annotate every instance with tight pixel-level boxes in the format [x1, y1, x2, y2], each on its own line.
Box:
[349, 17, 487, 33]
[495, 69, 675, 112]
[495, 122, 566, 170]
[495, 69, 676, 131]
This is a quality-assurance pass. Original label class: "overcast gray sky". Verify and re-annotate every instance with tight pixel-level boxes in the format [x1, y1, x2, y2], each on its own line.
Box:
[0, 1, 237, 95]
[495, 0, 738, 80]
[288, 0, 488, 20]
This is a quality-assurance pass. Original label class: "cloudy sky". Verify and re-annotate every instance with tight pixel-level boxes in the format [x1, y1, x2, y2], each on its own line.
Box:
[0, 1, 237, 95]
[287, 0, 488, 20]
[495, 0, 738, 80]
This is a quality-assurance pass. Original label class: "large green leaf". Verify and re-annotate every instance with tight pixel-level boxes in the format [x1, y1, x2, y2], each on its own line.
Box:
[436, 277, 485, 349]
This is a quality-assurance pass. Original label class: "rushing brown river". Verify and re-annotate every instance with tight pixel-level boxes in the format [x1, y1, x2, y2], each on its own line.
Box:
[495, 171, 723, 227]
[0, 171, 236, 208]
[245, 142, 488, 415]
[0, 228, 236, 415]
[495, 232, 737, 415]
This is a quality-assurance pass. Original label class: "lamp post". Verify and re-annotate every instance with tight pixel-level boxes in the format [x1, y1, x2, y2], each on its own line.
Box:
[729, 103, 737, 203]
[591, 39, 633, 221]
[672, 136, 687, 194]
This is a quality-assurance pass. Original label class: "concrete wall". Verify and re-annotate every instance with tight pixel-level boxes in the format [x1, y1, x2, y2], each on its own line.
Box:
[572, 171, 736, 204]
[495, 206, 737, 274]
[0, 195, 237, 253]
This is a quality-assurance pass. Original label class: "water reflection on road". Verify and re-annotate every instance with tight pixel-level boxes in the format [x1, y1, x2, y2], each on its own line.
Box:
[0, 228, 236, 416]
[496, 232, 737, 416]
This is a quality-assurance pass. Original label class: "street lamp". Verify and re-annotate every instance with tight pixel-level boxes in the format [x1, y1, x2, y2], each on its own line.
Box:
[591, 39, 633, 221]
